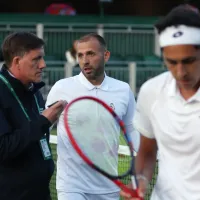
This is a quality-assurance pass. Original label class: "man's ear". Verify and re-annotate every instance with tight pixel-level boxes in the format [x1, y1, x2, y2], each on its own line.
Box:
[12, 56, 21, 69]
[104, 50, 110, 63]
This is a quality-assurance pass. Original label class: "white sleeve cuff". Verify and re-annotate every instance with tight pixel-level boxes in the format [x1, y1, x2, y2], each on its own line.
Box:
[134, 123, 155, 139]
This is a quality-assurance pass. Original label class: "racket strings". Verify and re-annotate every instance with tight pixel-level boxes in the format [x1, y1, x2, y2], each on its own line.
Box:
[66, 99, 132, 177]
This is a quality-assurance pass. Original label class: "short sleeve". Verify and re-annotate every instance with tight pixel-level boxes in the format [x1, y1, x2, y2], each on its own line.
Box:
[133, 83, 155, 138]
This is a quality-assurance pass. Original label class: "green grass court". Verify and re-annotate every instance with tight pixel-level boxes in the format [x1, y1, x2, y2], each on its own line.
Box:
[49, 129, 157, 200]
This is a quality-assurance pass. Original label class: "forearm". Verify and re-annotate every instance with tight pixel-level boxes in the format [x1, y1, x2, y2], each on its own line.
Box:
[136, 151, 157, 182]
[135, 135, 157, 183]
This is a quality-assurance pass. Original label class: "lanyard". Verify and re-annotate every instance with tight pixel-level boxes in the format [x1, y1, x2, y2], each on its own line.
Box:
[0, 74, 40, 122]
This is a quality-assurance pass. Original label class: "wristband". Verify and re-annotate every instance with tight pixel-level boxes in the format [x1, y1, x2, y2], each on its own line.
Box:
[136, 174, 149, 184]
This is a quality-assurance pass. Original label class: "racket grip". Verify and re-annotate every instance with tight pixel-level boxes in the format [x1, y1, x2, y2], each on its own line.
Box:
[131, 175, 137, 189]
[131, 175, 144, 200]
[119, 181, 143, 200]
[122, 185, 143, 200]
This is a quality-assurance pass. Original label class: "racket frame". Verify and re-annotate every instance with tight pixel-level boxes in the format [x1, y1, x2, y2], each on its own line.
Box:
[64, 96, 141, 198]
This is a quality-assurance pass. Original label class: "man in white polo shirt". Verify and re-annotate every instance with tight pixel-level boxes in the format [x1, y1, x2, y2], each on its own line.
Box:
[46, 33, 139, 200]
[121, 4, 200, 200]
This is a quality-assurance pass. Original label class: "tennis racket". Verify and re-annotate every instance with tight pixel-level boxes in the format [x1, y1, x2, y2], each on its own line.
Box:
[63, 96, 141, 199]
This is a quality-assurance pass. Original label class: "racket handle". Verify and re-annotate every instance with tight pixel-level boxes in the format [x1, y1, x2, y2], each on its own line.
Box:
[118, 180, 143, 200]
[131, 175, 137, 189]
[121, 184, 143, 200]
[131, 175, 144, 200]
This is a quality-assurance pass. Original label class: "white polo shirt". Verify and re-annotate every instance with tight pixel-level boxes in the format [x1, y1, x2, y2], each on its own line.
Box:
[134, 71, 200, 200]
[46, 72, 140, 194]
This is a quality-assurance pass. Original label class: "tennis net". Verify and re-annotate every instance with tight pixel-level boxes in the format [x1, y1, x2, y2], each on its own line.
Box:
[49, 135, 157, 200]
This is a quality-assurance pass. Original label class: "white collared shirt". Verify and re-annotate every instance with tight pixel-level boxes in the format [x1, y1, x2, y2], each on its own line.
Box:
[46, 72, 139, 194]
[134, 71, 200, 200]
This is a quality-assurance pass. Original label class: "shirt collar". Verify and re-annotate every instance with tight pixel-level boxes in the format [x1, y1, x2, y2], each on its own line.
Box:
[168, 76, 200, 102]
[188, 87, 200, 102]
[7, 70, 15, 78]
[78, 72, 109, 91]
[168, 77, 177, 97]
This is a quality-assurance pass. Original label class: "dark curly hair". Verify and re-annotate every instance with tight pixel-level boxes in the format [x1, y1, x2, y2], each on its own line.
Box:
[155, 4, 200, 34]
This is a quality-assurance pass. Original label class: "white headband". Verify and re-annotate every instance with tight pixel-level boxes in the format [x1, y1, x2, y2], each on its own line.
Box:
[159, 25, 200, 47]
